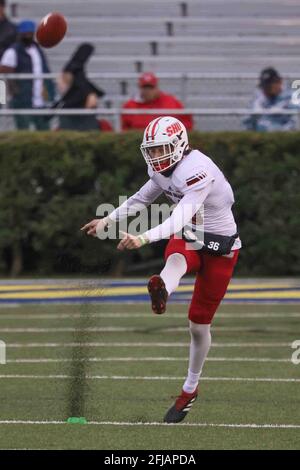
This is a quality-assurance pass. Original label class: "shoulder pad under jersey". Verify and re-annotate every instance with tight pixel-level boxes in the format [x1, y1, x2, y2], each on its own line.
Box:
[172, 150, 215, 193]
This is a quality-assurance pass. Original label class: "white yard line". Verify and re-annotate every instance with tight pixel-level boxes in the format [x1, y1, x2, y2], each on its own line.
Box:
[5, 356, 292, 364]
[0, 420, 299, 429]
[0, 374, 298, 383]
[0, 326, 292, 332]
[6, 341, 292, 348]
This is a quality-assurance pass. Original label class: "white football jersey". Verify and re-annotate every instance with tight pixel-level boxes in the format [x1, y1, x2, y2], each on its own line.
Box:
[148, 149, 241, 250]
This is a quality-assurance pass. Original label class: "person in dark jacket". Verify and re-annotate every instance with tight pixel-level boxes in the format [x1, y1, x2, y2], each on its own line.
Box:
[0, 0, 17, 59]
[55, 43, 105, 131]
[0, 19, 55, 130]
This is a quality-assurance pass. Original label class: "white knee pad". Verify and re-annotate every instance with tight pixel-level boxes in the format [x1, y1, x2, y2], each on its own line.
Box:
[167, 253, 187, 267]
[160, 252, 187, 295]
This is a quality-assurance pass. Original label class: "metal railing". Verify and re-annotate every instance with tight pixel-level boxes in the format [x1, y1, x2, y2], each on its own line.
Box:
[1, 73, 299, 130]
[1, 72, 299, 80]
[1, 72, 299, 105]
[8, 0, 293, 6]
[0, 108, 299, 132]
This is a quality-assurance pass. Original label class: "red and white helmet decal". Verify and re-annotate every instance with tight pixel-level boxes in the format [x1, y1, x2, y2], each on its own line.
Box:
[145, 117, 164, 142]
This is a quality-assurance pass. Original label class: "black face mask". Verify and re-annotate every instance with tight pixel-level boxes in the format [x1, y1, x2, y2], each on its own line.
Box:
[21, 37, 34, 47]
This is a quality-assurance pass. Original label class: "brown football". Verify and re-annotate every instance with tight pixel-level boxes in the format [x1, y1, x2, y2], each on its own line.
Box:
[36, 12, 67, 48]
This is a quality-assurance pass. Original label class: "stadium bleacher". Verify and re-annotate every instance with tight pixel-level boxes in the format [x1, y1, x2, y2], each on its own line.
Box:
[3, 0, 300, 130]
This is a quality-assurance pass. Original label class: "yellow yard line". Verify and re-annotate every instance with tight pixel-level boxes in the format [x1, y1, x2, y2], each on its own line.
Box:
[225, 291, 300, 299]
[224, 283, 298, 290]
[177, 283, 299, 292]
[0, 281, 298, 293]
[0, 288, 146, 299]
[0, 288, 299, 300]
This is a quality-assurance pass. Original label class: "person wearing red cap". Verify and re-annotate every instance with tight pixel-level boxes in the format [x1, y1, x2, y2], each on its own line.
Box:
[122, 72, 193, 131]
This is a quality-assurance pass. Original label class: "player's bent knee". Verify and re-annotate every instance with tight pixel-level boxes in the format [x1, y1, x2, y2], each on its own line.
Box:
[167, 252, 187, 265]
[164, 237, 201, 273]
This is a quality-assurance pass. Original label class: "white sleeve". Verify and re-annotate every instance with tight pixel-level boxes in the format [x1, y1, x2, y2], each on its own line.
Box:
[144, 182, 213, 243]
[109, 178, 163, 222]
[0, 48, 17, 68]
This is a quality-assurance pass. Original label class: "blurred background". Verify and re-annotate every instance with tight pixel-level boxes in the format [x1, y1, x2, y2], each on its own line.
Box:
[0, 0, 299, 278]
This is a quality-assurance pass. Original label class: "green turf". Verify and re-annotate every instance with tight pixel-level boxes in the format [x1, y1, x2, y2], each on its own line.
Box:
[0, 302, 299, 449]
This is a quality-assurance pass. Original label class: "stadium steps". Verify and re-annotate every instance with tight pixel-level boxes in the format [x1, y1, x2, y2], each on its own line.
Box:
[6, 0, 300, 131]
[12, 0, 300, 19]
[47, 55, 300, 74]
[47, 36, 300, 58]
[77, 77, 259, 98]
[10, 17, 300, 37]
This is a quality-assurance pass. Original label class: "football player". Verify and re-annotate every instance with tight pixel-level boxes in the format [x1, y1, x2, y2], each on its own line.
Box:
[81, 116, 241, 423]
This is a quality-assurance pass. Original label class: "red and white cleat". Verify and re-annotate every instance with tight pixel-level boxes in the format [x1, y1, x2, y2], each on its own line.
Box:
[147, 275, 168, 314]
[164, 388, 198, 423]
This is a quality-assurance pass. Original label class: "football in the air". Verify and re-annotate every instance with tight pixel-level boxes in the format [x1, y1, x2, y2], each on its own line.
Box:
[36, 12, 67, 48]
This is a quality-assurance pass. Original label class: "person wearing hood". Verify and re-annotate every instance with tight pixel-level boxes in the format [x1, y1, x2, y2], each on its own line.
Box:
[55, 43, 105, 131]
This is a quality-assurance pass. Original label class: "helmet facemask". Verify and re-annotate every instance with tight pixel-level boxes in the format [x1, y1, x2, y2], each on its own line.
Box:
[140, 141, 182, 173]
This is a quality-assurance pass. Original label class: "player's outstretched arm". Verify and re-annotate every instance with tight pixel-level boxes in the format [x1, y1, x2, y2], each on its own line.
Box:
[80, 216, 111, 237]
[81, 179, 162, 239]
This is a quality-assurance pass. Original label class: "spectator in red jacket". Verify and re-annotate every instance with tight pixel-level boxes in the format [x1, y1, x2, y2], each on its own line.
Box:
[122, 72, 193, 131]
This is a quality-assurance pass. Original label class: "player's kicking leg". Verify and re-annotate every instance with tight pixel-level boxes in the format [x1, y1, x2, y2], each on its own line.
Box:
[148, 236, 200, 315]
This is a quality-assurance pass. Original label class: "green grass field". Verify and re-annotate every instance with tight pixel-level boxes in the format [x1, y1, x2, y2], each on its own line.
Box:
[0, 302, 299, 450]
